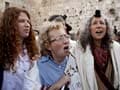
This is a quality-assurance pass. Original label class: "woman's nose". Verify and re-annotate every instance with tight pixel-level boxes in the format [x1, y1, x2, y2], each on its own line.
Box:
[63, 38, 70, 44]
[25, 21, 30, 27]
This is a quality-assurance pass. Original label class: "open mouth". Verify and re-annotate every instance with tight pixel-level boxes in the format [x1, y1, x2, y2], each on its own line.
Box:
[96, 31, 103, 33]
[64, 46, 69, 50]
[96, 31, 103, 34]
[64, 46, 70, 54]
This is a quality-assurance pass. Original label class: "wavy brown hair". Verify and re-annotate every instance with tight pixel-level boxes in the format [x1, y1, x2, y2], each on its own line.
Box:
[0, 7, 39, 70]
[80, 16, 112, 52]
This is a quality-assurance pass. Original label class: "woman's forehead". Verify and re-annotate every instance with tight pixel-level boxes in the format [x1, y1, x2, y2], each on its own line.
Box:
[49, 28, 66, 37]
[91, 17, 105, 21]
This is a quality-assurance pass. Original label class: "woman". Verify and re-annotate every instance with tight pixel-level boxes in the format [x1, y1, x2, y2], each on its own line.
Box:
[0, 7, 39, 90]
[24, 21, 82, 90]
[39, 21, 71, 90]
[48, 14, 77, 53]
[74, 10, 120, 90]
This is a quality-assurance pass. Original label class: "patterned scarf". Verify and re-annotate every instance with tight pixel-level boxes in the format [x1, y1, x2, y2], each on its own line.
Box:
[92, 46, 110, 72]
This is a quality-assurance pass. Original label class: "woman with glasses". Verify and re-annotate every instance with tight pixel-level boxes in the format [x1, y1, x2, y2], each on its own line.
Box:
[48, 14, 77, 53]
[39, 21, 70, 90]
[24, 21, 82, 90]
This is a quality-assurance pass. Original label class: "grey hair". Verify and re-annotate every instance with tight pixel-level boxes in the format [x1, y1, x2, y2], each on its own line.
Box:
[79, 16, 112, 52]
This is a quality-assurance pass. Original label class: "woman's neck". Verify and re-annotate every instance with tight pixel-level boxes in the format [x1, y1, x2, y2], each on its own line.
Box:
[19, 39, 26, 56]
[52, 55, 65, 64]
[93, 39, 101, 47]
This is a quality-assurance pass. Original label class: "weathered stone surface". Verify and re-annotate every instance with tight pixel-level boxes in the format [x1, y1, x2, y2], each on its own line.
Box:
[0, 0, 120, 34]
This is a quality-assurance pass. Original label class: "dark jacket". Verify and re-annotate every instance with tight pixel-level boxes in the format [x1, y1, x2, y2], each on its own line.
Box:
[0, 65, 3, 89]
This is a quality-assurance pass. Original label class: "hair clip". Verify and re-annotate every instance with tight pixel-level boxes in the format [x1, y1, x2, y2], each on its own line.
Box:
[94, 10, 101, 17]
[62, 14, 67, 20]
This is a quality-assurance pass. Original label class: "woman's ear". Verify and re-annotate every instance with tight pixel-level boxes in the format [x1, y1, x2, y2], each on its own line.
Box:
[45, 42, 51, 51]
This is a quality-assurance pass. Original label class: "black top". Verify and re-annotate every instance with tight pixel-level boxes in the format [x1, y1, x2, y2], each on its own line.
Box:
[0, 65, 3, 89]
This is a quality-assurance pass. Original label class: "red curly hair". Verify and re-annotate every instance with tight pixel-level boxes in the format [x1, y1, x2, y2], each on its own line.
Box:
[0, 7, 39, 70]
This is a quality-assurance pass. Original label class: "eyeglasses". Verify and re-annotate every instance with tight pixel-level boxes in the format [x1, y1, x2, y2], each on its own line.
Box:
[50, 34, 70, 42]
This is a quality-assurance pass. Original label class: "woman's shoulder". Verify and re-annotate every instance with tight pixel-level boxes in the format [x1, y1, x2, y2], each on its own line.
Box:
[37, 55, 50, 69]
[37, 55, 49, 63]
[111, 40, 120, 48]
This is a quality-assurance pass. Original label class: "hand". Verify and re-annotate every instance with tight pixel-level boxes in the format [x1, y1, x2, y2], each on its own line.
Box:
[48, 74, 70, 90]
[59, 74, 70, 85]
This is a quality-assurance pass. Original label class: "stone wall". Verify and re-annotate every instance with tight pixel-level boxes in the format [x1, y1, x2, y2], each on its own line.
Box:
[37, 0, 120, 34]
[0, 0, 120, 34]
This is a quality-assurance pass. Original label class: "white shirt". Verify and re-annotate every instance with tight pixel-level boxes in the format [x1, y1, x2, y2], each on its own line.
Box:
[69, 39, 77, 53]
[2, 49, 31, 90]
